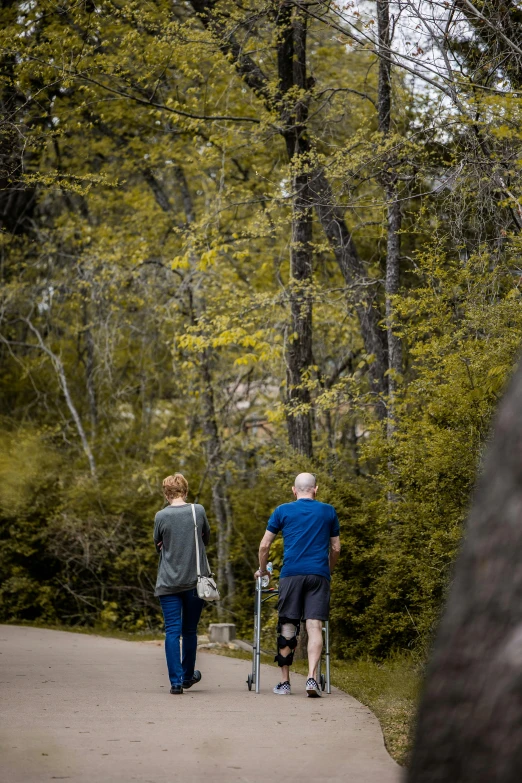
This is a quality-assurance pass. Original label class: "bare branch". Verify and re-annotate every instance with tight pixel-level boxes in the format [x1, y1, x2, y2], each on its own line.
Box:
[23, 319, 97, 478]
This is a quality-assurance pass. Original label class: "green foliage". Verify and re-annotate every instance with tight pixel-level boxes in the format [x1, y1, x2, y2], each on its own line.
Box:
[346, 251, 522, 657]
[0, 430, 62, 623]
[2, 0, 522, 662]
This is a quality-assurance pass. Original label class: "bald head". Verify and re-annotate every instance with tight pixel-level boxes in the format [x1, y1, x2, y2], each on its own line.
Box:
[293, 472, 318, 498]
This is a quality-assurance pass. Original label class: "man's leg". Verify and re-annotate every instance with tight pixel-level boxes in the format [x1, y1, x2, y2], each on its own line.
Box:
[302, 575, 330, 694]
[281, 662, 290, 684]
[181, 588, 204, 683]
[273, 618, 300, 693]
[278, 620, 300, 683]
[275, 576, 304, 691]
[159, 594, 184, 687]
[306, 619, 323, 680]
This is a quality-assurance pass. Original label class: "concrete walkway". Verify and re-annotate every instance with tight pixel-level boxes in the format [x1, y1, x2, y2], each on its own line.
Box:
[0, 626, 402, 783]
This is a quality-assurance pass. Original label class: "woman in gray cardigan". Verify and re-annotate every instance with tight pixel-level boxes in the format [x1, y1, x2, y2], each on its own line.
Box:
[153, 473, 211, 694]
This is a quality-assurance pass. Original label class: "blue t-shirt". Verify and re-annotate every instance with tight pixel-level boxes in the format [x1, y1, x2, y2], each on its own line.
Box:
[267, 498, 340, 581]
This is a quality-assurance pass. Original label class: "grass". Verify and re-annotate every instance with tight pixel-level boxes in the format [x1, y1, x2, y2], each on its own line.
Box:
[309, 656, 420, 766]
[210, 646, 420, 766]
[6, 620, 420, 765]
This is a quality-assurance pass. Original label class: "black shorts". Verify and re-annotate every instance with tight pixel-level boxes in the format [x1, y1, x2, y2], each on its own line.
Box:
[277, 574, 330, 622]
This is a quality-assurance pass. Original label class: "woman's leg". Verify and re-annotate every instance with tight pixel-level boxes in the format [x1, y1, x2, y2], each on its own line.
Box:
[159, 594, 184, 686]
[181, 588, 204, 682]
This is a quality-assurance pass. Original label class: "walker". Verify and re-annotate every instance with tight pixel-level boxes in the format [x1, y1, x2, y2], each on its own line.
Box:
[246, 576, 331, 694]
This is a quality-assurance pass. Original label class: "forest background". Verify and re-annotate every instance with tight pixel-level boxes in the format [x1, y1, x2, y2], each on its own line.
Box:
[2, 0, 522, 660]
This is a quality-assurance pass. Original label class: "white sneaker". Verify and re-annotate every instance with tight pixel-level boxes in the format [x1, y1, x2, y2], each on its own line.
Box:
[306, 678, 322, 698]
[273, 681, 291, 695]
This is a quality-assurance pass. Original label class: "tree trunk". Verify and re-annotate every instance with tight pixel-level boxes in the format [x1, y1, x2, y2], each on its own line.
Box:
[377, 0, 402, 432]
[200, 351, 235, 616]
[84, 321, 98, 438]
[145, 165, 235, 612]
[0, 52, 37, 235]
[25, 319, 97, 479]
[407, 356, 522, 783]
[377, 0, 392, 137]
[80, 294, 98, 438]
[286, 172, 314, 457]
[224, 492, 235, 599]
[188, 0, 388, 425]
[278, 2, 314, 457]
[384, 184, 402, 435]
[310, 169, 388, 413]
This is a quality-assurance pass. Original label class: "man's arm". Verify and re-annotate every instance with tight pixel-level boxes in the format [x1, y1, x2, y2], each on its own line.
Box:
[329, 536, 341, 573]
[254, 530, 276, 579]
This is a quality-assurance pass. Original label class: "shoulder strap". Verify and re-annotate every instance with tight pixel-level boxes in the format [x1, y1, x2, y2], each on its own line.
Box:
[191, 504, 201, 578]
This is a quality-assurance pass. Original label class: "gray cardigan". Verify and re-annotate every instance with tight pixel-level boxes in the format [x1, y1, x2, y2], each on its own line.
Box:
[153, 503, 211, 596]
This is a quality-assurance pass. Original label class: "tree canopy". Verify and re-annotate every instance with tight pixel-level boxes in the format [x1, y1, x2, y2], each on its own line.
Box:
[2, 0, 522, 657]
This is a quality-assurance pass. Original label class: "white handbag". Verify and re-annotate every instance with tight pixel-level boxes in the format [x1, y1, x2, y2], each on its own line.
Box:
[191, 504, 220, 602]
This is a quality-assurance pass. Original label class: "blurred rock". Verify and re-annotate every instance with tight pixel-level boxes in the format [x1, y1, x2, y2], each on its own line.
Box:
[209, 623, 236, 643]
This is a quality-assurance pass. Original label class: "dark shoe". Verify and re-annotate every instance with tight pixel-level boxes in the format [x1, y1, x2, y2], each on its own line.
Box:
[183, 670, 202, 690]
[170, 685, 183, 694]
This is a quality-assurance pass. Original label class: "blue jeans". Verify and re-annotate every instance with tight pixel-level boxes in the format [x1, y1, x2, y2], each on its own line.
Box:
[159, 590, 204, 687]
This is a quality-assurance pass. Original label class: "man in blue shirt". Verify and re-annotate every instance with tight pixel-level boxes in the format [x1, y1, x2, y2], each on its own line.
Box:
[254, 473, 341, 697]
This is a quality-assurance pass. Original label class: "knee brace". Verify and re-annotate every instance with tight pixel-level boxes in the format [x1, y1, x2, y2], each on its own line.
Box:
[274, 619, 300, 667]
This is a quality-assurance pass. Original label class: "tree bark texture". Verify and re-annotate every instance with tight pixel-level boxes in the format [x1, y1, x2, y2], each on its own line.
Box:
[79, 266, 98, 438]
[377, 0, 402, 432]
[407, 357, 522, 782]
[200, 353, 235, 612]
[187, 0, 388, 421]
[384, 184, 402, 425]
[286, 172, 313, 456]
[377, 0, 392, 138]
[277, 2, 314, 457]
[83, 316, 98, 438]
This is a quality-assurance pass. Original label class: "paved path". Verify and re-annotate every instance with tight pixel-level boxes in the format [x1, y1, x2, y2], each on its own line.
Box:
[0, 626, 402, 783]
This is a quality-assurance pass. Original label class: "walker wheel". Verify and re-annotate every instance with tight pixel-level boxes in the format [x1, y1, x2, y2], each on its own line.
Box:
[320, 674, 326, 692]
[247, 674, 253, 691]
